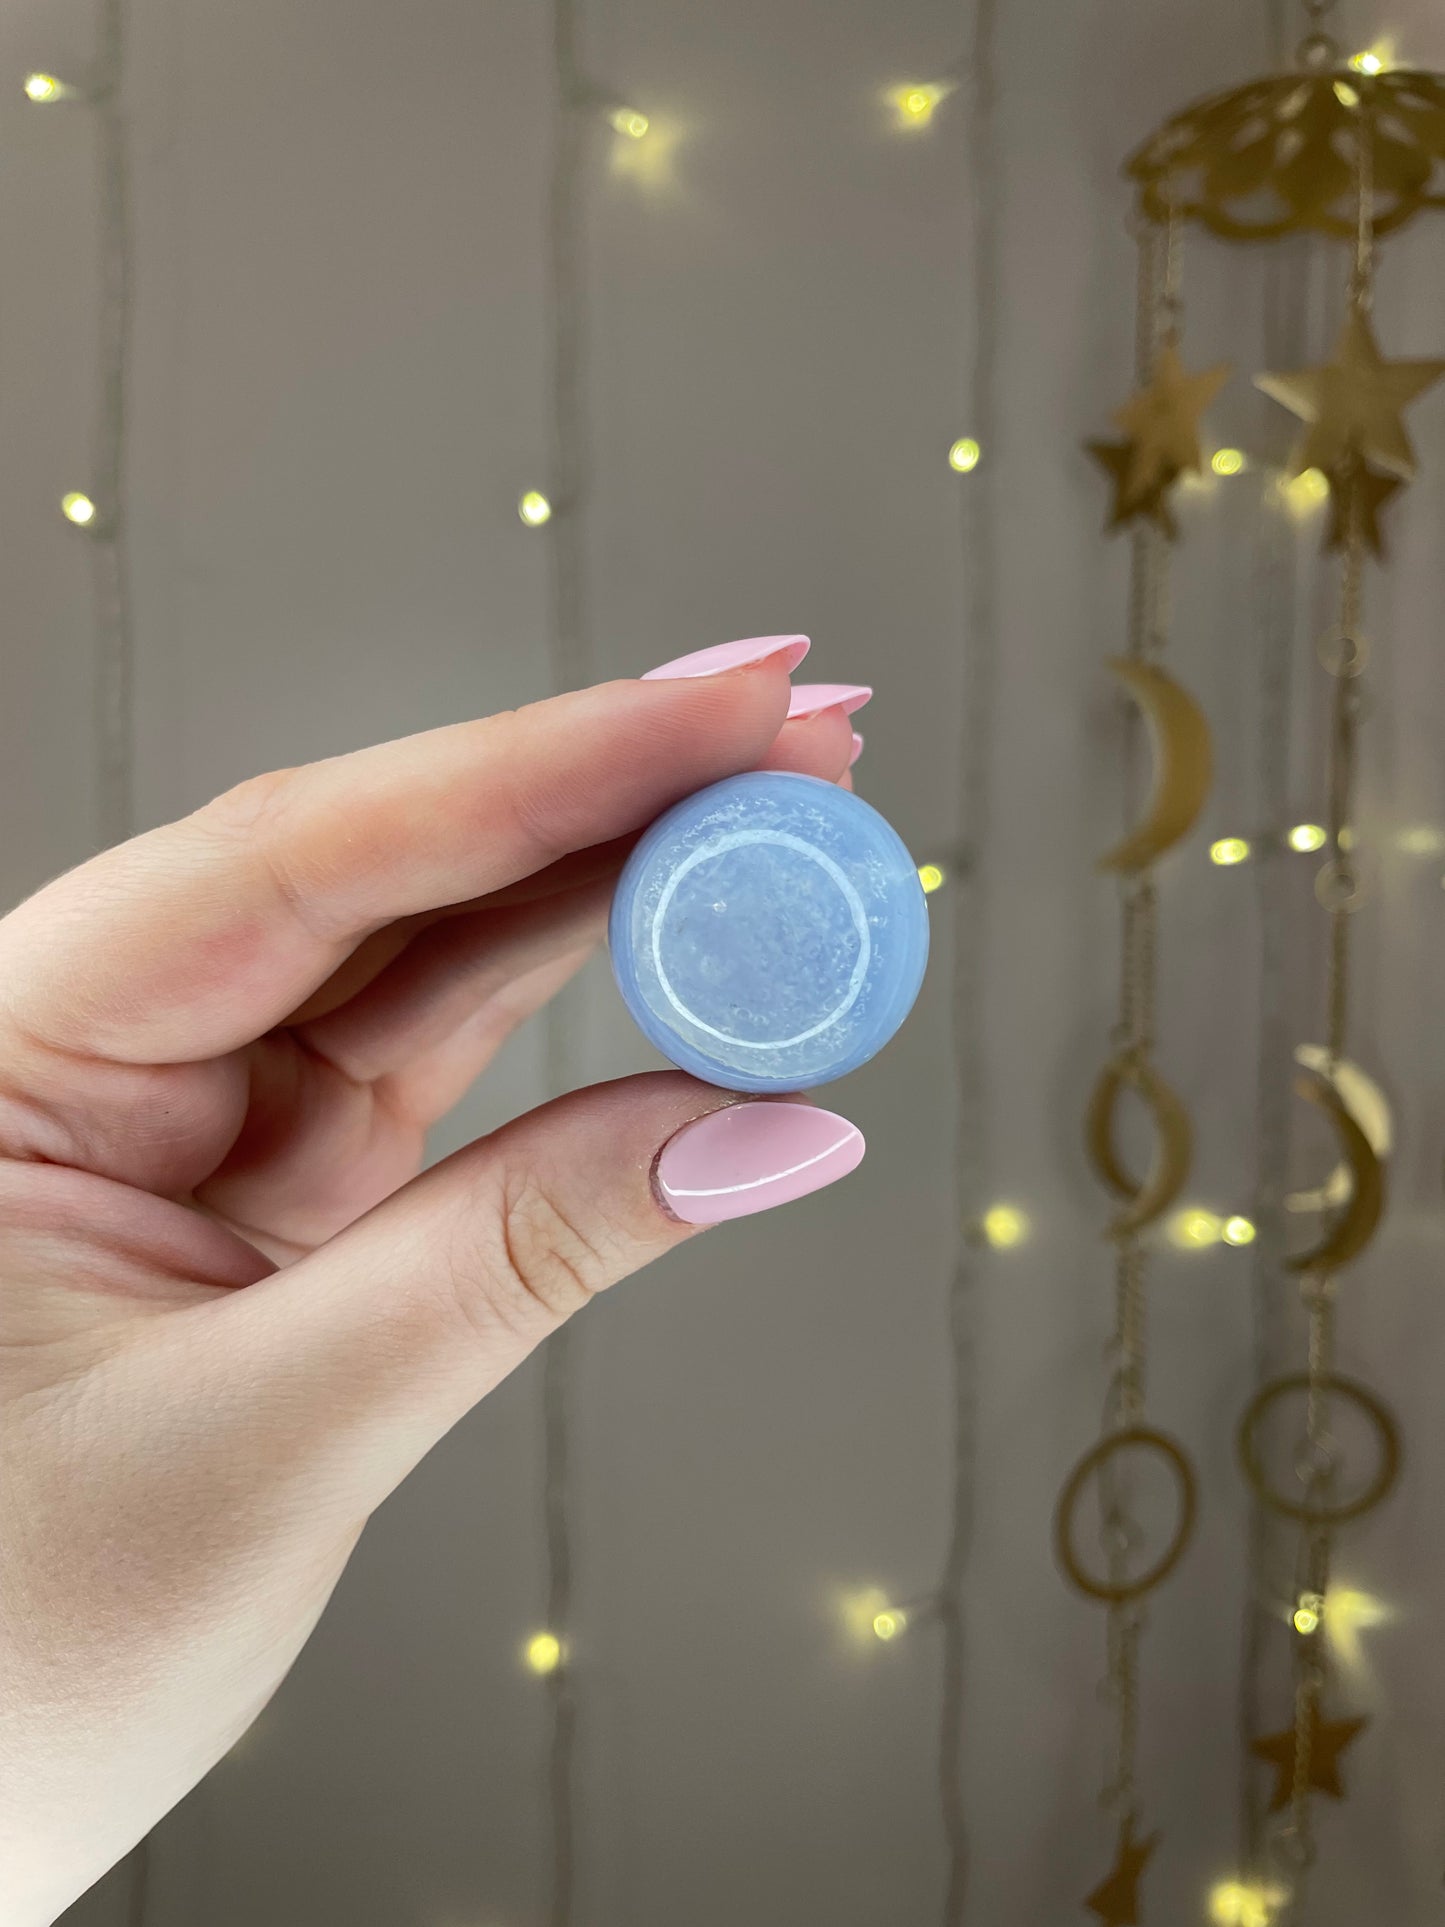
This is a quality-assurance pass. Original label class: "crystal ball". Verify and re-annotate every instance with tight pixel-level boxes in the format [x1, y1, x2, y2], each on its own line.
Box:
[609, 771, 930, 1092]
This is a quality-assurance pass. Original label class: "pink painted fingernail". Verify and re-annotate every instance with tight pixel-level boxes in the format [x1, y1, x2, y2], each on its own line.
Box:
[849, 731, 864, 766]
[787, 682, 873, 720]
[643, 635, 810, 681]
[656, 1101, 865, 1226]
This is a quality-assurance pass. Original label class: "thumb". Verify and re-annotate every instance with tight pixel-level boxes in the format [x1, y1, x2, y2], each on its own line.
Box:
[196, 1071, 865, 1516]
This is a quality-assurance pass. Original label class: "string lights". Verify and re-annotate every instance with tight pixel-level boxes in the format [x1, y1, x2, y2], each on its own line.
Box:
[530, 3, 597, 1922]
[931, 4, 998, 1918]
[30, 0, 137, 855]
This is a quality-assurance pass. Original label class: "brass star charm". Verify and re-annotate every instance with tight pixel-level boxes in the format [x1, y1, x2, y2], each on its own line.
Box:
[1084, 1818, 1158, 1926]
[1086, 439, 1179, 538]
[1324, 457, 1404, 557]
[1256, 309, 1445, 480]
[1251, 1707, 1367, 1812]
[1111, 342, 1231, 497]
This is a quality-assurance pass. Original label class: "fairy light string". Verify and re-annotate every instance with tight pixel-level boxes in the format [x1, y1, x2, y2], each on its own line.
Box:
[30, 1, 138, 853]
[534, 0, 596, 1920]
[1237, 79, 1311, 1880]
[933, 1, 999, 1918]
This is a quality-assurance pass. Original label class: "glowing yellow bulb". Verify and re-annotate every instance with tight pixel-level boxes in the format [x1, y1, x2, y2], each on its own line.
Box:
[1397, 825, 1445, 857]
[1210, 447, 1246, 476]
[1284, 466, 1330, 513]
[524, 1632, 563, 1675]
[1293, 1591, 1324, 1636]
[61, 491, 98, 527]
[1349, 49, 1385, 75]
[981, 1204, 1029, 1249]
[518, 490, 552, 528]
[1222, 1215, 1257, 1247]
[24, 72, 66, 103]
[1210, 837, 1250, 866]
[1169, 1208, 1222, 1250]
[1288, 822, 1326, 852]
[948, 436, 981, 473]
[609, 106, 649, 139]
[1209, 1878, 1289, 1927]
[890, 81, 952, 128]
[872, 1608, 906, 1641]
[917, 862, 946, 894]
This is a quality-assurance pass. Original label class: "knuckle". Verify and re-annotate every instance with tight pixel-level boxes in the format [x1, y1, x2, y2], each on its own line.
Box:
[194, 766, 299, 838]
[449, 1173, 616, 1340]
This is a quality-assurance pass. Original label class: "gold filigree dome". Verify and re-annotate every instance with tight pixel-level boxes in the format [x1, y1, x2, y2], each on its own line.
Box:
[1127, 68, 1445, 240]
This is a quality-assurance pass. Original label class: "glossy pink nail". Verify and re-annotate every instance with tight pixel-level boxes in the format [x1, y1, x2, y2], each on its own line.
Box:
[849, 731, 864, 766]
[643, 635, 810, 681]
[787, 682, 873, 720]
[656, 1102, 865, 1226]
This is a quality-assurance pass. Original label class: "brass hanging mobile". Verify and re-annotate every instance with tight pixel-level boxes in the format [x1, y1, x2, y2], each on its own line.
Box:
[1064, 0, 1445, 1915]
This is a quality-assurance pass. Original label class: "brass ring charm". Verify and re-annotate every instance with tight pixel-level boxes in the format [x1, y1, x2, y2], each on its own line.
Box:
[1238, 1372, 1400, 1525]
[1085, 1052, 1193, 1239]
[1055, 1426, 1198, 1603]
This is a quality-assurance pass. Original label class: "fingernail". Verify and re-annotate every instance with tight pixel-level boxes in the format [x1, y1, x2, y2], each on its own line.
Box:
[643, 635, 810, 681]
[849, 731, 865, 766]
[656, 1101, 865, 1226]
[787, 682, 873, 720]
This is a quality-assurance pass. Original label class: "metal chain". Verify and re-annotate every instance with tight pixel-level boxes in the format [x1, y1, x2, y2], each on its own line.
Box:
[1274, 105, 1374, 1909]
[1089, 210, 1178, 1862]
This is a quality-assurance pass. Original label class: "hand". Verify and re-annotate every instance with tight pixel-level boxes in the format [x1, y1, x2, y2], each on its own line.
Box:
[0, 637, 869, 1923]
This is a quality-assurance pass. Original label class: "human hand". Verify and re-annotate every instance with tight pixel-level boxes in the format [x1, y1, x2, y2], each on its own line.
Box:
[0, 637, 870, 1923]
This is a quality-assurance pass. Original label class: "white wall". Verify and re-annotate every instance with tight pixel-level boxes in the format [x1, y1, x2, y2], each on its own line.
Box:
[3, 0, 1443, 1921]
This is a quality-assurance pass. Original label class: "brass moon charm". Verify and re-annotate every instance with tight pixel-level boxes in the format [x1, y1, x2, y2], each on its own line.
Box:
[1085, 1051, 1193, 1238]
[1288, 1044, 1392, 1214]
[1238, 1373, 1400, 1525]
[1097, 658, 1214, 874]
[1286, 1067, 1385, 1276]
[1055, 1426, 1198, 1602]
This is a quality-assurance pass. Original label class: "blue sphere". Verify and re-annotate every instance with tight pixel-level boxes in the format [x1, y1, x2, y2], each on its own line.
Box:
[609, 771, 930, 1092]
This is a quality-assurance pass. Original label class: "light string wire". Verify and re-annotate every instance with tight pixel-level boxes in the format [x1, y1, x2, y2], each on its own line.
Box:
[93, 0, 136, 853]
[1237, 7, 1313, 1879]
[538, 0, 593, 1920]
[1237, 225, 1312, 1887]
[85, 0, 149, 1917]
[935, 0, 999, 1916]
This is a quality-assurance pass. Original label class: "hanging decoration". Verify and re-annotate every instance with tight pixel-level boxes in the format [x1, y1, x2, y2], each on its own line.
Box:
[1110, 0, 1442, 1911]
[1061, 201, 1214, 1923]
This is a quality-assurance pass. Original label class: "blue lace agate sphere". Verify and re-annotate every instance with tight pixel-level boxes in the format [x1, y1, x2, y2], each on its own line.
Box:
[609, 771, 929, 1092]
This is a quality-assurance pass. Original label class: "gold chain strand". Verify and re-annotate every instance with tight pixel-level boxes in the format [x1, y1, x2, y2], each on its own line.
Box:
[1274, 105, 1375, 1911]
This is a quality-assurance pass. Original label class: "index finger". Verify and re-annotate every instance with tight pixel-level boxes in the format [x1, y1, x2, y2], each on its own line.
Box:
[0, 645, 805, 1066]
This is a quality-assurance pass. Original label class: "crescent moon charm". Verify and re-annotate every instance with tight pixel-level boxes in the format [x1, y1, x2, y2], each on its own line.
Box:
[1287, 1044, 1393, 1215]
[1097, 658, 1214, 874]
[1286, 1066, 1385, 1276]
[1085, 1051, 1193, 1238]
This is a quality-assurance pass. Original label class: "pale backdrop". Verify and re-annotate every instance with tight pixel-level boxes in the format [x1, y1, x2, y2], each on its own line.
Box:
[2, 0, 1442, 1921]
